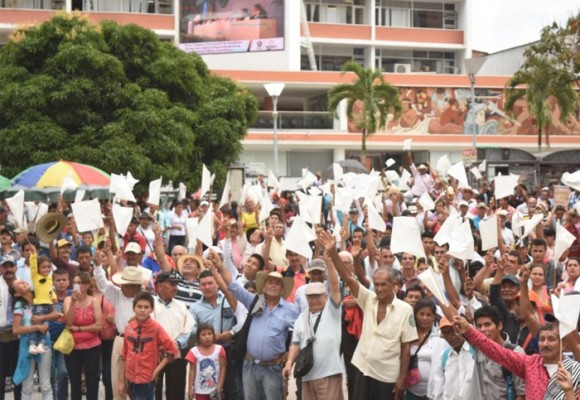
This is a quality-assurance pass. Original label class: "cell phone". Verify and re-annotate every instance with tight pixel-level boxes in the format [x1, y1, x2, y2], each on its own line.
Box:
[73, 284, 80, 293]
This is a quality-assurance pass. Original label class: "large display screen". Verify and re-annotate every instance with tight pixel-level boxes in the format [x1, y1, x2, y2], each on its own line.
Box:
[179, 0, 285, 55]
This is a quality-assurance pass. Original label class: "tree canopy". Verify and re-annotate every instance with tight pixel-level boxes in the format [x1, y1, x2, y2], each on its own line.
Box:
[328, 61, 401, 154]
[504, 12, 579, 149]
[0, 12, 258, 192]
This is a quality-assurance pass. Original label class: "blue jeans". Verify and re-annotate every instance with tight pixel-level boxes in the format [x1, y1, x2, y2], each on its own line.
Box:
[242, 359, 283, 400]
[128, 382, 155, 400]
[51, 349, 69, 400]
[30, 304, 53, 346]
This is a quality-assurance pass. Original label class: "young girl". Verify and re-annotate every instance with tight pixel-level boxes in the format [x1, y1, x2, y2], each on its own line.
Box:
[29, 250, 56, 355]
[118, 292, 178, 400]
[186, 323, 226, 400]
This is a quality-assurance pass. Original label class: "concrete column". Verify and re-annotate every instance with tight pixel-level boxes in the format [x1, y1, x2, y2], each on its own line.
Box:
[334, 148, 346, 162]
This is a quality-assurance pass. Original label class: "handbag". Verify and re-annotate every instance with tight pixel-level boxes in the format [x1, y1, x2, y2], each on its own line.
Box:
[54, 328, 74, 355]
[406, 328, 431, 388]
[293, 309, 323, 378]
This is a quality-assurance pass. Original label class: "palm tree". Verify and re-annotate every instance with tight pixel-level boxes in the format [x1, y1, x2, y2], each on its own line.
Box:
[328, 61, 401, 157]
[505, 25, 578, 150]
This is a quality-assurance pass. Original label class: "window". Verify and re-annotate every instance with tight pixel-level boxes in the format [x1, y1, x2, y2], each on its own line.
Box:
[375, 1, 456, 29]
[302, 47, 367, 71]
[305, 1, 366, 24]
[375, 49, 456, 74]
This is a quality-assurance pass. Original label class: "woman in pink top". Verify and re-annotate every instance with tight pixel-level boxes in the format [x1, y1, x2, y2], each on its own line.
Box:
[63, 272, 103, 400]
[556, 258, 580, 295]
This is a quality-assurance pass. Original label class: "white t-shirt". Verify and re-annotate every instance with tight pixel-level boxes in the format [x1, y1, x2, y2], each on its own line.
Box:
[186, 345, 225, 395]
[169, 211, 187, 236]
[292, 298, 343, 382]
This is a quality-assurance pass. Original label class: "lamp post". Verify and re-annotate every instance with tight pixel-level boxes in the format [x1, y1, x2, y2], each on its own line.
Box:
[464, 57, 487, 148]
[264, 83, 285, 177]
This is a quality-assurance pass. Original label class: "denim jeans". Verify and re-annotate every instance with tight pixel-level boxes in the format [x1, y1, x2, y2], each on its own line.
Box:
[22, 350, 52, 400]
[242, 359, 284, 400]
[128, 382, 155, 400]
[29, 305, 53, 346]
[65, 345, 101, 400]
[51, 349, 68, 400]
[0, 338, 21, 400]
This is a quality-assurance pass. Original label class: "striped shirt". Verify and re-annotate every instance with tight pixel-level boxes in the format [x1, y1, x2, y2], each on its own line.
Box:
[175, 273, 203, 306]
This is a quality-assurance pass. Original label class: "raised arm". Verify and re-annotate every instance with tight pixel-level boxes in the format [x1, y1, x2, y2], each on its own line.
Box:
[439, 256, 461, 309]
[207, 251, 237, 310]
[517, 266, 541, 336]
[153, 222, 171, 272]
[350, 239, 370, 288]
[324, 256, 341, 306]
[318, 230, 360, 299]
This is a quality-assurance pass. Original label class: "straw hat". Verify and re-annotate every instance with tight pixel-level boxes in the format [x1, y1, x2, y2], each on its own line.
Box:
[35, 213, 67, 243]
[255, 271, 294, 299]
[177, 254, 205, 276]
[111, 266, 143, 286]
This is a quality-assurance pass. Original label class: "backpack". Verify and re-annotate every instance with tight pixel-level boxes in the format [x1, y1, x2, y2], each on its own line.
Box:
[441, 345, 477, 372]
[501, 343, 517, 400]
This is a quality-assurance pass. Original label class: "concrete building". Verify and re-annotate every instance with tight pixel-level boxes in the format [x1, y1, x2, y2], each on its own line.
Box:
[2, 0, 579, 186]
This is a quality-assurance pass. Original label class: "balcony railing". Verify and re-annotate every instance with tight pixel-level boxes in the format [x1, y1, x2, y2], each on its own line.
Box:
[0, 0, 173, 13]
[252, 111, 335, 130]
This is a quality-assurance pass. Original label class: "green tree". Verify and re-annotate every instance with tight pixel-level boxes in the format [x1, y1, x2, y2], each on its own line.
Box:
[328, 61, 401, 156]
[504, 13, 579, 150]
[0, 12, 258, 192]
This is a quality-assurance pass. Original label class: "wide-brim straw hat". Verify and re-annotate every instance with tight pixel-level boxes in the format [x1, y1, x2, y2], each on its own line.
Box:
[111, 266, 143, 286]
[35, 212, 67, 243]
[177, 254, 205, 276]
[255, 271, 294, 299]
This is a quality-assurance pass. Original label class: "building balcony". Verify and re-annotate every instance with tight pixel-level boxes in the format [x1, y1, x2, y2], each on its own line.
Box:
[251, 111, 335, 131]
[0, 0, 175, 34]
[375, 26, 463, 45]
[0, 0, 172, 13]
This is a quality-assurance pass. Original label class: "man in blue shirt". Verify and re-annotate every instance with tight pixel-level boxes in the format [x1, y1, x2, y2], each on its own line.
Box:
[218, 261, 298, 400]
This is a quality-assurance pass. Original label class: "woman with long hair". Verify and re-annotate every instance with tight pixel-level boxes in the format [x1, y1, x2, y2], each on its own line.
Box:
[556, 257, 580, 294]
[405, 298, 442, 400]
[63, 272, 102, 400]
[10, 279, 59, 399]
[528, 263, 552, 323]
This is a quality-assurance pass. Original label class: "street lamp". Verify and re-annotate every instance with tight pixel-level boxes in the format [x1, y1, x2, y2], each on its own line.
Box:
[464, 57, 487, 148]
[264, 83, 285, 177]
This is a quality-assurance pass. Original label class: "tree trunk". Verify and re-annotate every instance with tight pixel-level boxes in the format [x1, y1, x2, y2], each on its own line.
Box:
[360, 129, 368, 166]
[537, 126, 542, 151]
[544, 124, 550, 148]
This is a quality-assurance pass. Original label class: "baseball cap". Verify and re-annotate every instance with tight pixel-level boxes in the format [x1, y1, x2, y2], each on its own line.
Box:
[496, 209, 508, 217]
[439, 317, 453, 329]
[459, 200, 469, 207]
[57, 238, 72, 248]
[124, 242, 142, 254]
[155, 271, 180, 284]
[501, 275, 520, 287]
[308, 259, 326, 272]
[305, 282, 326, 296]
[418, 164, 427, 170]
[1, 255, 15, 266]
[477, 202, 487, 209]
[200, 200, 209, 207]
[139, 212, 153, 221]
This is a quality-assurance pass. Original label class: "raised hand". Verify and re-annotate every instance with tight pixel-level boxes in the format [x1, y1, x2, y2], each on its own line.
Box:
[317, 229, 337, 254]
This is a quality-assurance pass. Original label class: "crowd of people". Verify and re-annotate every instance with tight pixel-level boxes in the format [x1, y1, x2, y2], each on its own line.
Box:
[1, 151, 580, 400]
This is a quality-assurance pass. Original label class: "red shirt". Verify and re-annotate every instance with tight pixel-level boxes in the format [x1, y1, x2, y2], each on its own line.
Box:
[123, 232, 147, 253]
[121, 317, 178, 384]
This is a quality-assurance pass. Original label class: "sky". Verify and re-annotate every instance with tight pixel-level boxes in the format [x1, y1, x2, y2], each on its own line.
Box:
[471, 0, 579, 53]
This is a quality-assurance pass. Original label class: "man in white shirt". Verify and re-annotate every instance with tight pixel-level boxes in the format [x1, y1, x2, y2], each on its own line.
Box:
[320, 230, 417, 400]
[430, 317, 476, 400]
[152, 271, 195, 400]
[94, 262, 142, 400]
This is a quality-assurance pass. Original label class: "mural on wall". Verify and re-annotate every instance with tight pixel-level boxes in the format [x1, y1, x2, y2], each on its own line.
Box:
[348, 87, 580, 135]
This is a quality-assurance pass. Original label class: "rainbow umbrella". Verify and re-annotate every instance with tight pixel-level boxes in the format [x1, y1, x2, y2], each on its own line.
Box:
[5, 161, 111, 201]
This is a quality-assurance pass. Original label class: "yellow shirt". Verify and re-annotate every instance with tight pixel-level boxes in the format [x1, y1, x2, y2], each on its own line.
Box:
[241, 210, 258, 233]
[30, 254, 56, 305]
[352, 285, 418, 383]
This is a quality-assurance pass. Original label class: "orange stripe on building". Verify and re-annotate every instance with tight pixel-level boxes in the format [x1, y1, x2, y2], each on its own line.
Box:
[375, 26, 463, 44]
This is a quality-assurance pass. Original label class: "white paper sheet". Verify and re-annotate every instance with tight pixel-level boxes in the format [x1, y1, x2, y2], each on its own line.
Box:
[447, 161, 469, 188]
[419, 192, 435, 211]
[299, 193, 322, 225]
[494, 174, 520, 199]
[72, 199, 103, 233]
[554, 223, 577, 262]
[390, 216, 426, 258]
[112, 203, 134, 237]
[219, 171, 231, 210]
[6, 190, 25, 227]
[479, 215, 498, 251]
[200, 164, 211, 199]
[286, 215, 317, 259]
[366, 201, 386, 232]
[403, 138, 412, 150]
[148, 178, 162, 206]
[418, 268, 449, 306]
[197, 210, 213, 248]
